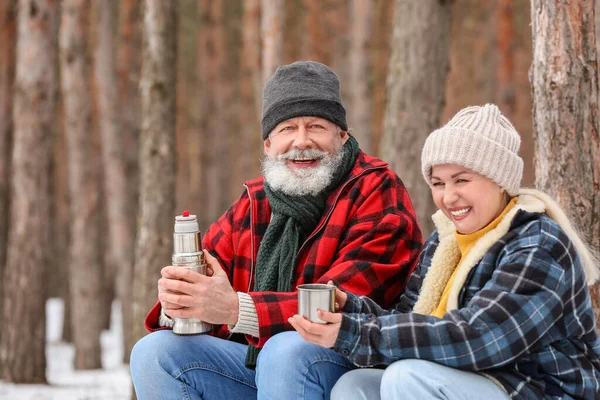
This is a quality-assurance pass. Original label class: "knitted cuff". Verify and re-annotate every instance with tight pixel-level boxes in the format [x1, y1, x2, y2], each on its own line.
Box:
[159, 307, 175, 328]
[228, 292, 260, 338]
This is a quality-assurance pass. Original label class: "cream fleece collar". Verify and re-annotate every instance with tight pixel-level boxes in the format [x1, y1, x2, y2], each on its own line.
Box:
[413, 189, 599, 315]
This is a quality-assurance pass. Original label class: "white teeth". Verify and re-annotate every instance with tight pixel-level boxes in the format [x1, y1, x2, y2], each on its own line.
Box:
[450, 207, 471, 217]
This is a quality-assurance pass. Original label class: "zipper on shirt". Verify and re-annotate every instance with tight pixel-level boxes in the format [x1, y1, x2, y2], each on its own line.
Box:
[244, 183, 255, 292]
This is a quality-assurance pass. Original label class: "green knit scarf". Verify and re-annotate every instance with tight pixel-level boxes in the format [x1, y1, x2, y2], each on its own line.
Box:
[245, 135, 359, 368]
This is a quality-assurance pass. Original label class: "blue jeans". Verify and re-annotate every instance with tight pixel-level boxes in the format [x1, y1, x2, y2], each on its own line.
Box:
[331, 359, 510, 400]
[130, 330, 355, 399]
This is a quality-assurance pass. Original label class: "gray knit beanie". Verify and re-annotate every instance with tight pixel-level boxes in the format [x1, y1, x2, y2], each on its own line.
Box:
[261, 61, 348, 139]
[421, 104, 523, 196]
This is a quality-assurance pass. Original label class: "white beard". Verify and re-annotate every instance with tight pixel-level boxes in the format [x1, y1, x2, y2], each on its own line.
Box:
[262, 147, 345, 197]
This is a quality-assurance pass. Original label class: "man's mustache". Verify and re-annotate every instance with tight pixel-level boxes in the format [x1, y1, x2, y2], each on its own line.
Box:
[277, 149, 328, 161]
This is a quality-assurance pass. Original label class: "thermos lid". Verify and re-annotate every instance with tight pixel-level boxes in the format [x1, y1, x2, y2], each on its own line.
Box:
[174, 210, 199, 233]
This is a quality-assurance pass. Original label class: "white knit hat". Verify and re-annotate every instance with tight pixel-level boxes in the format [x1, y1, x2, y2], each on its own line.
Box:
[421, 104, 523, 196]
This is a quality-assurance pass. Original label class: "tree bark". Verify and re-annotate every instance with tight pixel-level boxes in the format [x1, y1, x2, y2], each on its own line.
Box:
[326, 0, 350, 117]
[117, 0, 142, 363]
[380, 0, 453, 237]
[0, 0, 59, 383]
[597, 0, 600, 61]
[261, 0, 284, 85]
[239, 0, 262, 184]
[369, 0, 395, 156]
[197, 0, 226, 228]
[442, 0, 534, 186]
[220, 1, 238, 213]
[348, 0, 372, 153]
[530, 0, 600, 328]
[176, 0, 197, 213]
[283, 0, 303, 63]
[496, 0, 516, 117]
[95, 0, 135, 361]
[304, 0, 325, 62]
[53, 105, 72, 343]
[0, 0, 16, 315]
[60, 0, 104, 370]
[131, 0, 177, 343]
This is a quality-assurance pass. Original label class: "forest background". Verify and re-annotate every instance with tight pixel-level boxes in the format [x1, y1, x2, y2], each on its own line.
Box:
[0, 0, 599, 397]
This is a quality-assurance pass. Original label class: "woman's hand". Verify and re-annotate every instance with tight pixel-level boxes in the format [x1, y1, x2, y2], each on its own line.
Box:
[288, 309, 342, 348]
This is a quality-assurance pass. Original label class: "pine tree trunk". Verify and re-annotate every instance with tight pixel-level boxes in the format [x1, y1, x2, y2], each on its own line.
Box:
[380, 0, 453, 237]
[530, 0, 600, 329]
[95, 0, 134, 359]
[219, 1, 236, 213]
[53, 105, 72, 343]
[0, 0, 16, 315]
[283, 0, 303, 63]
[442, 0, 534, 186]
[261, 0, 283, 84]
[118, 0, 142, 234]
[239, 0, 262, 184]
[0, 0, 59, 383]
[496, 0, 516, 117]
[131, 0, 177, 343]
[60, 0, 104, 370]
[326, 0, 350, 117]
[369, 0, 395, 156]
[442, 0, 495, 120]
[304, 0, 325, 62]
[597, 0, 600, 59]
[117, 0, 142, 363]
[197, 0, 225, 228]
[197, 0, 212, 230]
[510, 0, 534, 187]
[176, 0, 197, 213]
[348, 0, 372, 153]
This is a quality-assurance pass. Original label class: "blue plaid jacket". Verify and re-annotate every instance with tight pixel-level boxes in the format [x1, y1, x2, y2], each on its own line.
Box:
[334, 194, 600, 399]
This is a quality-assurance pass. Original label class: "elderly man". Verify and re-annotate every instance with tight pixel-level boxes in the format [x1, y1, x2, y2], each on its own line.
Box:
[130, 61, 422, 400]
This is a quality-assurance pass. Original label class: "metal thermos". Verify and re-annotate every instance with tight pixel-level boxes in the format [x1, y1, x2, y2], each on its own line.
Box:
[172, 211, 212, 335]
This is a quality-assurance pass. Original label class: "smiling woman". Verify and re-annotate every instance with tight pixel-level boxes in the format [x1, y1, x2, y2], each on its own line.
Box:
[430, 165, 509, 234]
[290, 104, 600, 400]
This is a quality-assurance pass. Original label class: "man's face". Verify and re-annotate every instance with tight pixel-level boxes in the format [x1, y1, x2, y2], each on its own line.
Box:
[262, 116, 349, 196]
[264, 116, 348, 162]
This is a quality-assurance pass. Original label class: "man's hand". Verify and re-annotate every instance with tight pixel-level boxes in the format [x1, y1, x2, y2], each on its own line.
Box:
[327, 280, 347, 311]
[157, 251, 239, 325]
[288, 310, 342, 348]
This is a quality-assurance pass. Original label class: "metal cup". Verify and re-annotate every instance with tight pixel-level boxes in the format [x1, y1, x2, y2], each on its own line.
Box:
[297, 284, 336, 324]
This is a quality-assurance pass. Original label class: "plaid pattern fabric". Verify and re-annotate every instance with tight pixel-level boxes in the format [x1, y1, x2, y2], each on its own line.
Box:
[335, 210, 600, 399]
[145, 151, 423, 349]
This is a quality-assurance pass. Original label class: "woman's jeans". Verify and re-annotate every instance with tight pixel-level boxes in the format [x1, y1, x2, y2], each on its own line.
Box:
[331, 359, 511, 400]
[130, 330, 355, 400]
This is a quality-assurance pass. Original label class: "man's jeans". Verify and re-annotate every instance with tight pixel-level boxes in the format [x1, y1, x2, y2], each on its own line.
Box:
[331, 359, 511, 400]
[130, 330, 355, 399]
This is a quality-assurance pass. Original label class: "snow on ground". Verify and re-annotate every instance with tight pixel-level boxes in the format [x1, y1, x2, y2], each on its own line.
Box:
[0, 298, 133, 400]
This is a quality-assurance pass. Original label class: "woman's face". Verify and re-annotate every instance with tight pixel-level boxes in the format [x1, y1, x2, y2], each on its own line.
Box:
[430, 164, 508, 234]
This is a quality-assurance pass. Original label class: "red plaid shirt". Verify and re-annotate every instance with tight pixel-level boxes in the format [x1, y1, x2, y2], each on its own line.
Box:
[145, 151, 423, 348]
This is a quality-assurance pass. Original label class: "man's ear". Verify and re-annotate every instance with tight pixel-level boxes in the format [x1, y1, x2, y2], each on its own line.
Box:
[340, 130, 349, 144]
[263, 137, 271, 156]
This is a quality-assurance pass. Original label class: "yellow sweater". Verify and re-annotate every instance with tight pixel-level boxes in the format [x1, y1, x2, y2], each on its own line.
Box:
[430, 197, 518, 318]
